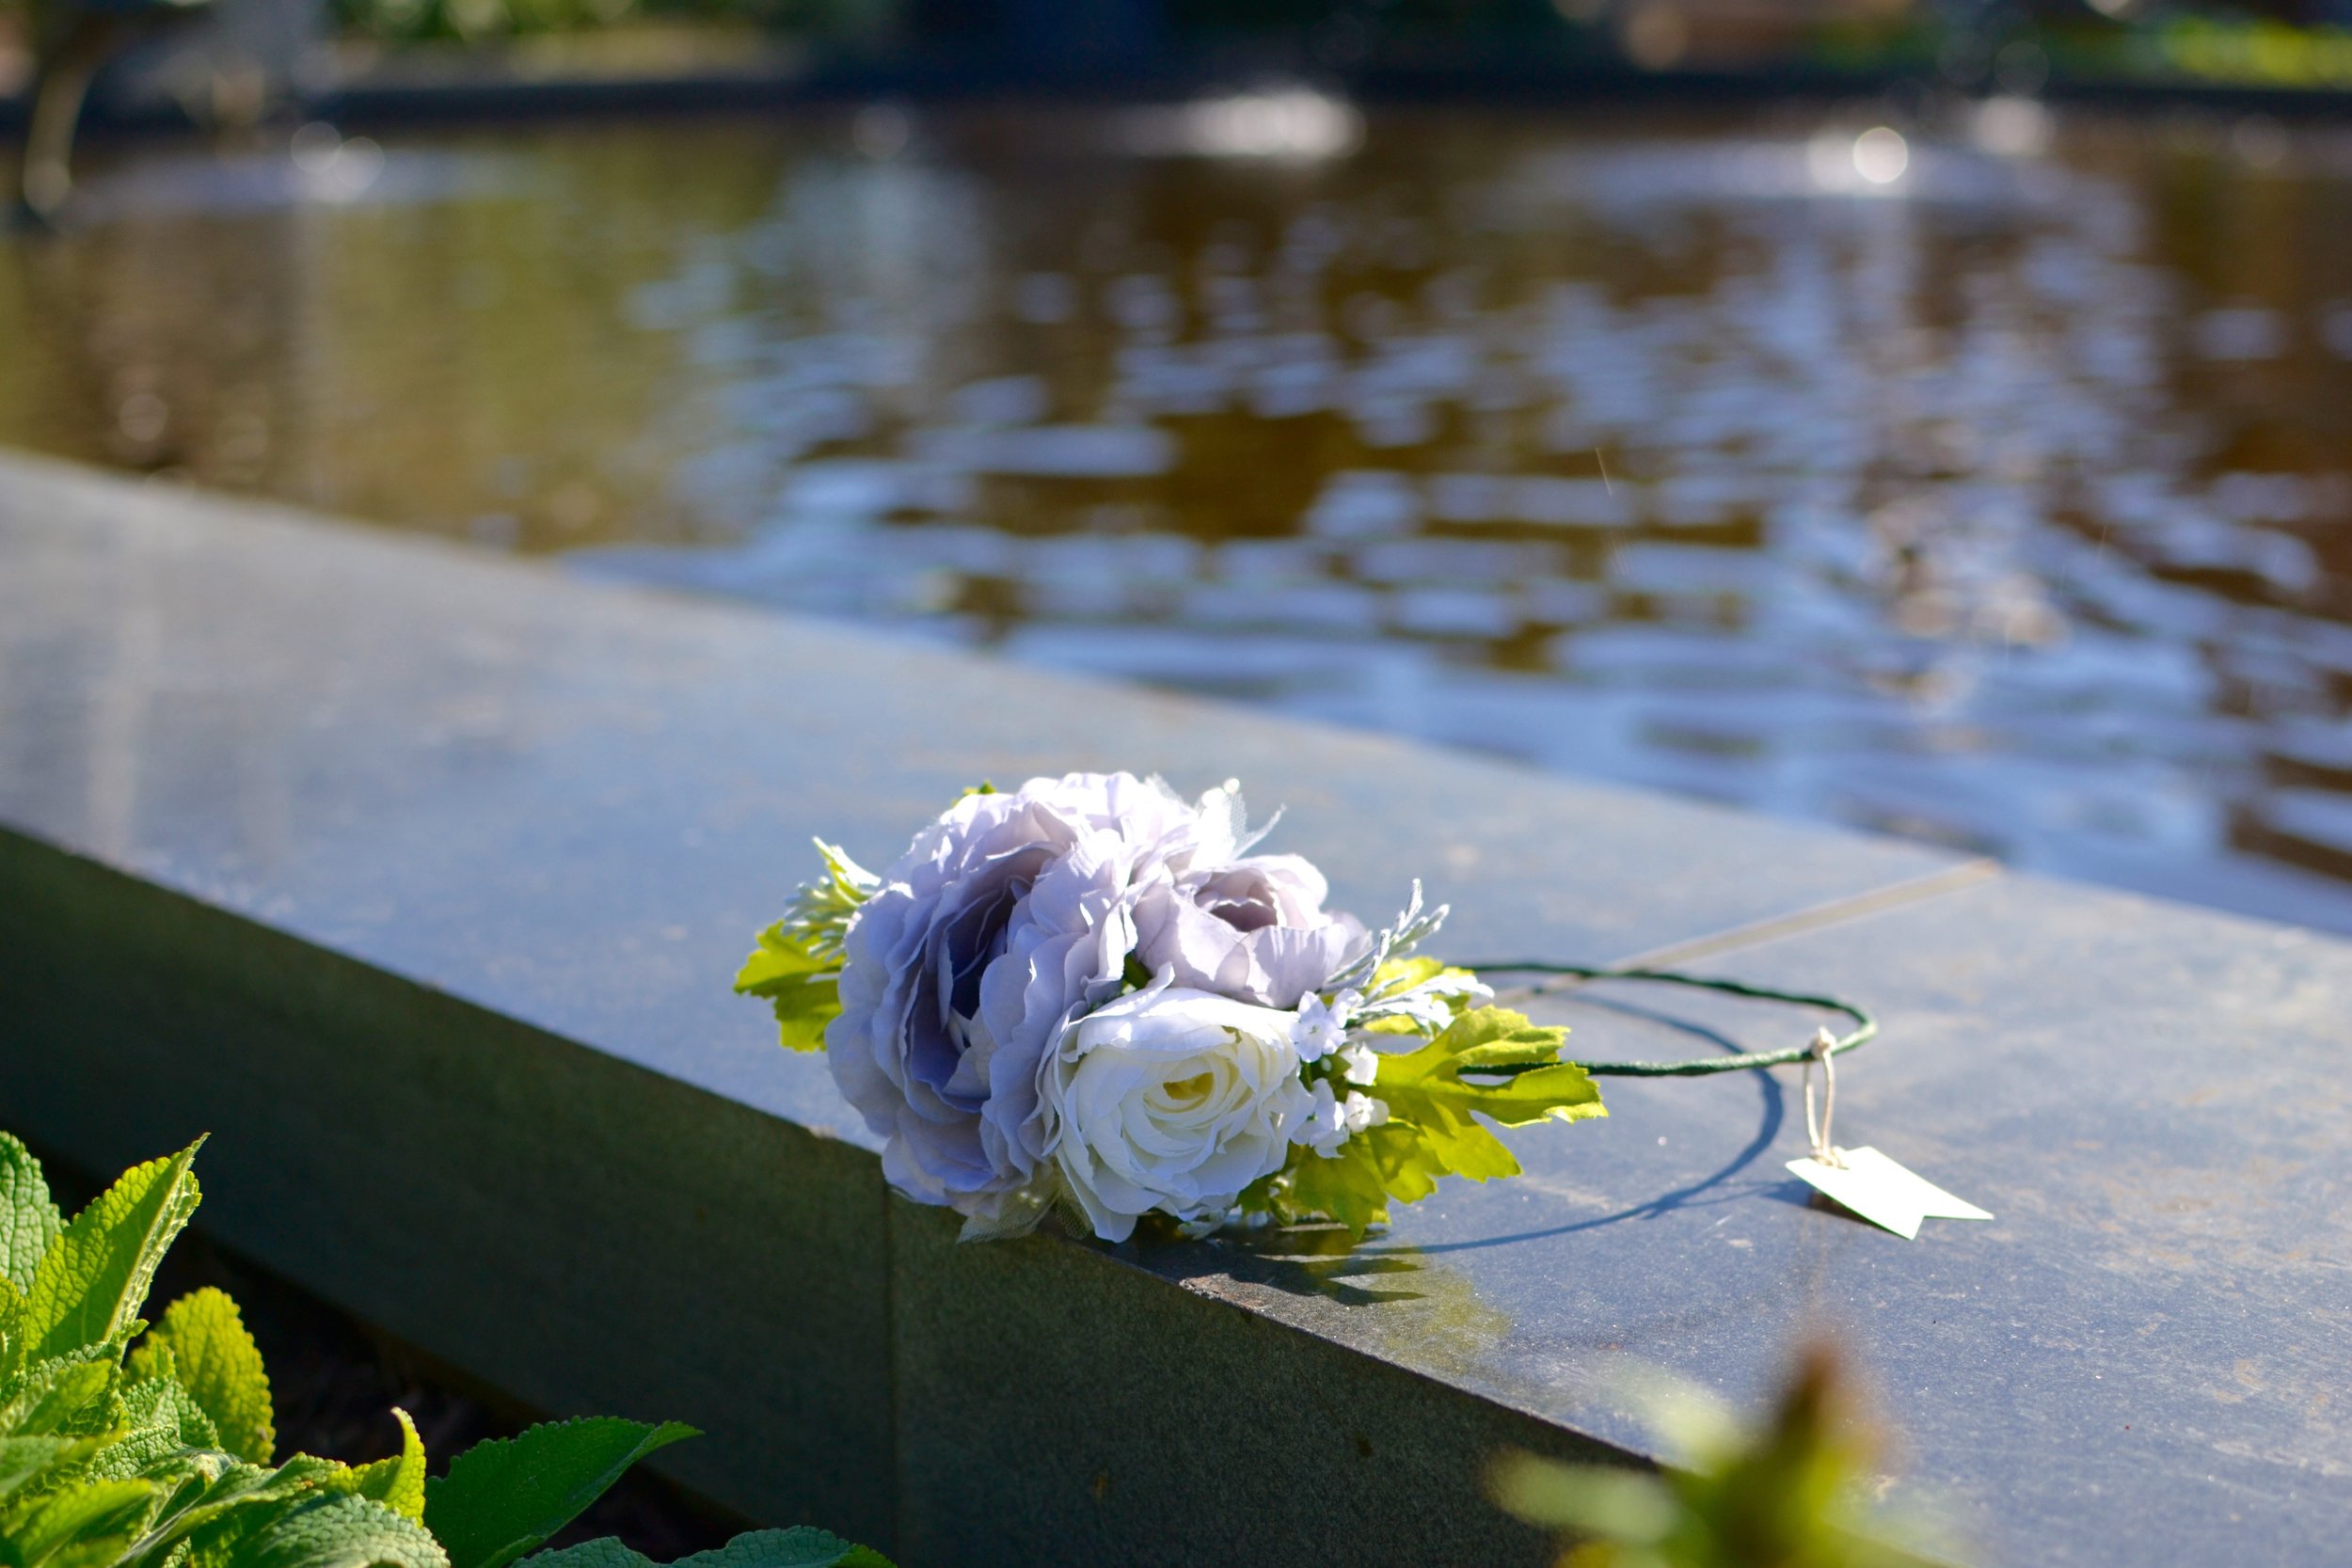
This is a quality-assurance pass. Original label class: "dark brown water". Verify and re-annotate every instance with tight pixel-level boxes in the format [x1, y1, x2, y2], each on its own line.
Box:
[10, 99, 2352, 928]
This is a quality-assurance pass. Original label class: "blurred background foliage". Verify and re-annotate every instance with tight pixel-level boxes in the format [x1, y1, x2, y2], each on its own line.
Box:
[319, 0, 870, 45]
[311, 0, 2352, 94]
[1, 0, 2350, 89]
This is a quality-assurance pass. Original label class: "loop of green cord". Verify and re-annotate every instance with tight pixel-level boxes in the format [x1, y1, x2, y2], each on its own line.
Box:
[1449, 961, 1878, 1078]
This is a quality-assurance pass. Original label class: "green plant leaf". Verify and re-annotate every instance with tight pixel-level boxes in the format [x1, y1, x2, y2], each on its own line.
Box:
[217, 1491, 448, 1568]
[1, 1476, 155, 1568]
[733, 925, 842, 1054]
[675, 1528, 894, 1568]
[522, 1544, 650, 1568]
[423, 1418, 698, 1568]
[21, 1140, 204, 1370]
[87, 1365, 220, 1481]
[530, 1529, 896, 1568]
[140, 1291, 273, 1465]
[144, 1454, 328, 1565]
[2, 1355, 121, 1440]
[1492, 1345, 1957, 1568]
[351, 1412, 426, 1524]
[0, 1137, 64, 1297]
[0, 1434, 95, 1506]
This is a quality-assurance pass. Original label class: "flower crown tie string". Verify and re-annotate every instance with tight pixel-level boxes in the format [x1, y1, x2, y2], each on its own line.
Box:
[1801, 1026, 1843, 1169]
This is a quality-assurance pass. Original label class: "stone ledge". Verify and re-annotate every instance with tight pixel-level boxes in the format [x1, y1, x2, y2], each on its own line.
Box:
[4, 451, 2345, 1564]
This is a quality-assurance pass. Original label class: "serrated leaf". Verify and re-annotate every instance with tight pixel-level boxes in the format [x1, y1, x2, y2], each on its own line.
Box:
[521, 1544, 649, 1568]
[1359, 1118, 1457, 1205]
[732, 926, 841, 1053]
[141, 1291, 273, 1465]
[2, 1475, 155, 1568]
[0, 1137, 64, 1298]
[144, 1455, 321, 1565]
[0, 1277, 22, 1370]
[1374, 1007, 1605, 1187]
[423, 1418, 697, 1568]
[3, 1355, 121, 1440]
[675, 1528, 894, 1568]
[22, 1141, 204, 1370]
[1273, 1008, 1611, 1236]
[1360, 957, 1480, 1036]
[87, 1370, 220, 1481]
[0, 1435, 94, 1505]
[1283, 1143, 1392, 1237]
[350, 1413, 425, 1524]
[219, 1491, 448, 1568]
[529, 1528, 895, 1568]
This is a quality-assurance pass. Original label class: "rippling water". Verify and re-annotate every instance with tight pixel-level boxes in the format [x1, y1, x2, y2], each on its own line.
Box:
[9, 102, 2352, 929]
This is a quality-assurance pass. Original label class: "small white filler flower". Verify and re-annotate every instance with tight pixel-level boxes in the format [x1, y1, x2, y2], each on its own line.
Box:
[1293, 990, 1356, 1064]
[1299, 1080, 1389, 1158]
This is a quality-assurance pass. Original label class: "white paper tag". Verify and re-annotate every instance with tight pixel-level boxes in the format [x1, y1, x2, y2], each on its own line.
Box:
[1786, 1146, 1993, 1240]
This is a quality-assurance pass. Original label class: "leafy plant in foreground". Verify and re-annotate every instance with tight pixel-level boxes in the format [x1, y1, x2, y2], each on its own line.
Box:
[1490, 1343, 1952, 1568]
[0, 1132, 891, 1568]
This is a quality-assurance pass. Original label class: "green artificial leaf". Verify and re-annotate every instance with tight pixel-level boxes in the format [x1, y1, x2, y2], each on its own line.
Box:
[733, 925, 842, 1053]
[423, 1418, 698, 1568]
[530, 1528, 895, 1568]
[1374, 1006, 1605, 1185]
[215, 1490, 448, 1568]
[1282, 1144, 1393, 1236]
[1276, 1007, 1607, 1238]
[0, 1137, 64, 1297]
[139, 1291, 274, 1465]
[737, 839, 879, 1053]
[21, 1141, 204, 1370]
[1, 1476, 155, 1568]
[1359, 958, 1484, 1036]
[350, 1413, 426, 1524]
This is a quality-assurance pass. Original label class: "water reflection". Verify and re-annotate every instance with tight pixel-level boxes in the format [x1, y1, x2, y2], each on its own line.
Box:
[6, 104, 2351, 928]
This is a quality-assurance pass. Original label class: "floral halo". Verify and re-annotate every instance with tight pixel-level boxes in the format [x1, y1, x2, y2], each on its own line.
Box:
[737, 771, 1609, 1244]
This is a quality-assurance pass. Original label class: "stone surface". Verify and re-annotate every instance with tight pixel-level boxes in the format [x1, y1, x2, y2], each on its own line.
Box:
[0, 451, 1959, 1140]
[4, 450, 2346, 1564]
[1122, 873, 2352, 1566]
[0, 832, 899, 1547]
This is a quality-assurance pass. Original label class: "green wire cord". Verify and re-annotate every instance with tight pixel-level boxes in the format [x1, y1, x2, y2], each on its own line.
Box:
[1450, 961, 1877, 1078]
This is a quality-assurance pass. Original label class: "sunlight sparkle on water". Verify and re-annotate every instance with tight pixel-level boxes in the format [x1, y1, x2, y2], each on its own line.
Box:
[1851, 127, 1910, 185]
[1176, 90, 1363, 160]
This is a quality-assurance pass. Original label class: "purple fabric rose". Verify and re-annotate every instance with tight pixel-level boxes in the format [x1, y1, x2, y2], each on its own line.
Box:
[1134, 853, 1367, 1009]
[826, 772, 1214, 1227]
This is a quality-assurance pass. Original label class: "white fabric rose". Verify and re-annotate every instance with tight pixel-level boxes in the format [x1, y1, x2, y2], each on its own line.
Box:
[1041, 976, 1314, 1242]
